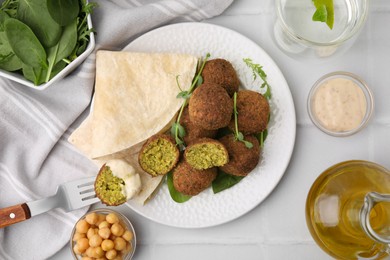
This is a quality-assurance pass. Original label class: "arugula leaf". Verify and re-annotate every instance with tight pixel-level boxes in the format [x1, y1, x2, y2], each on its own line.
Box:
[212, 169, 244, 194]
[233, 92, 253, 149]
[171, 53, 210, 147]
[257, 129, 268, 148]
[167, 171, 192, 203]
[243, 58, 272, 100]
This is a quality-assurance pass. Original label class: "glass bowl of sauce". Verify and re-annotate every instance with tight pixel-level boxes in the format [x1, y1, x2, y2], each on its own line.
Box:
[307, 71, 374, 136]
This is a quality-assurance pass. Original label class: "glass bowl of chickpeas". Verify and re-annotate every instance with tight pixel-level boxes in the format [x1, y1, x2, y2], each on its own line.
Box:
[70, 208, 136, 260]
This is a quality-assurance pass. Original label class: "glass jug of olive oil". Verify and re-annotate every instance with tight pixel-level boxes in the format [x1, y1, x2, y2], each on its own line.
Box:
[306, 160, 390, 260]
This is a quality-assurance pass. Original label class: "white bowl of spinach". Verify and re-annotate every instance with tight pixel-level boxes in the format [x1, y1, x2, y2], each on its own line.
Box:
[0, 0, 96, 90]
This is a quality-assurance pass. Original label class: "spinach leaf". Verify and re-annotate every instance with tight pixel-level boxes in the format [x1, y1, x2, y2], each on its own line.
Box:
[5, 18, 47, 68]
[212, 169, 244, 194]
[47, 0, 79, 26]
[0, 10, 22, 71]
[17, 0, 62, 48]
[22, 64, 44, 85]
[167, 171, 192, 203]
[45, 19, 77, 82]
[55, 17, 77, 64]
[0, 0, 18, 18]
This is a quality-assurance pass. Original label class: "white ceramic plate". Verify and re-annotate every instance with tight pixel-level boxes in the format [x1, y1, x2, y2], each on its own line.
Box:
[124, 23, 296, 228]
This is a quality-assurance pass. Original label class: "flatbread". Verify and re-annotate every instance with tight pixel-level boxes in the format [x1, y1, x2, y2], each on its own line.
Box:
[70, 51, 198, 159]
[68, 51, 198, 204]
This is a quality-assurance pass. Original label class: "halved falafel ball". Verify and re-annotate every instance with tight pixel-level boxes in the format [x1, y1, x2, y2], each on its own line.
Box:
[218, 134, 260, 176]
[173, 161, 217, 196]
[94, 164, 127, 206]
[228, 90, 270, 134]
[138, 134, 180, 176]
[189, 82, 233, 130]
[184, 138, 229, 170]
[180, 106, 217, 145]
[202, 58, 240, 96]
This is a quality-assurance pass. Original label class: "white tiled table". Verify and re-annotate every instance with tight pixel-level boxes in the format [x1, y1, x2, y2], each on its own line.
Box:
[52, 0, 390, 259]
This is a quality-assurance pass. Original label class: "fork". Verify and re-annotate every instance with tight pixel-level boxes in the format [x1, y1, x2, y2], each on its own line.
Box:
[0, 176, 99, 228]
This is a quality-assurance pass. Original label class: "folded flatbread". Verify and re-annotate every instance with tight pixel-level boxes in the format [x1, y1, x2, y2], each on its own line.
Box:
[69, 51, 198, 204]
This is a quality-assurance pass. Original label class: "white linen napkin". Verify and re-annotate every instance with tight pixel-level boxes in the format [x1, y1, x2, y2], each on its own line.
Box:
[0, 0, 233, 259]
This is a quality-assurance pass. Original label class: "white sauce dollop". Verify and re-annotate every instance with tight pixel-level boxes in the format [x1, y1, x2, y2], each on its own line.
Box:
[313, 78, 367, 132]
[106, 159, 142, 200]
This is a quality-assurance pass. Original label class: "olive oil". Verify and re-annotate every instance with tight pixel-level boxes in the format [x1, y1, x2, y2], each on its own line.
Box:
[306, 161, 390, 260]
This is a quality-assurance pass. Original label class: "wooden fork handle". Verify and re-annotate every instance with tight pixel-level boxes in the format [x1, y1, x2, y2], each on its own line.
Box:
[0, 203, 31, 228]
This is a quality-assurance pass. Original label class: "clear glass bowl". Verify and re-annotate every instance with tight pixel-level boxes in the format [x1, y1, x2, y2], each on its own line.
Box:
[70, 208, 136, 260]
[307, 71, 374, 136]
[273, 0, 369, 60]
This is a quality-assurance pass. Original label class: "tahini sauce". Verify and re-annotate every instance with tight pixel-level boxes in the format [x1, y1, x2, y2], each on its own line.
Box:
[106, 159, 142, 200]
[313, 78, 367, 132]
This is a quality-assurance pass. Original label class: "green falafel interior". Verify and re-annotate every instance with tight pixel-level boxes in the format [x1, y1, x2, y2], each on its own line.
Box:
[184, 139, 229, 170]
[139, 135, 179, 176]
[95, 165, 127, 206]
[95, 159, 142, 206]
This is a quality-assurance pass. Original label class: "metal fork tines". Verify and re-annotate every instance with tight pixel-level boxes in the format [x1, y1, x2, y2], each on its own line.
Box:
[27, 176, 99, 217]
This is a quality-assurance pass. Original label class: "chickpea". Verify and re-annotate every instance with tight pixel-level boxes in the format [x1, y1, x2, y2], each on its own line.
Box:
[76, 219, 90, 234]
[106, 213, 119, 224]
[73, 244, 82, 255]
[111, 223, 124, 236]
[109, 234, 117, 241]
[114, 237, 126, 251]
[96, 214, 106, 226]
[122, 242, 132, 255]
[81, 257, 93, 260]
[122, 230, 133, 242]
[85, 212, 98, 225]
[98, 227, 111, 239]
[73, 232, 86, 241]
[93, 246, 105, 258]
[101, 239, 115, 251]
[105, 249, 118, 260]
[89, 234, 103, 247]
[87, 227, 99, 239]
[99, 221, 110, 229]
[112, 256, 123, 260]
[77, 238, 90, 253]
[85, 247, 94, 258]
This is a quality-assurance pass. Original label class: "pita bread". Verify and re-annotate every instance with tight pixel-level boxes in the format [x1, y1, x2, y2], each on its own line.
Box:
[69, 51, 198, 204]
[70, 51, 198, 158]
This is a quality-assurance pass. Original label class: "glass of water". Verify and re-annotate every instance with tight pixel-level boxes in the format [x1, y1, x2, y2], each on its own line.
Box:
[273, 0, 369, 60]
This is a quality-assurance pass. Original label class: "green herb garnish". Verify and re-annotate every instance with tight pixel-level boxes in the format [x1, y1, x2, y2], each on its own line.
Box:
[171, 53, 210, 148]
[312, 0, 334, 29]
[233, 92, 253, 149]
[243, 58, 271, 100]
[212, 169, 244, 194]
[0, 0, 97, 85]
[258, 129, 268, 148]
[167, 171, 192, 203]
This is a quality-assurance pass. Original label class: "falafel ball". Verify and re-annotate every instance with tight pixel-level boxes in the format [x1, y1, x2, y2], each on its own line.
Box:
[218, 134, 260, 176]
[189, 82, 233, 130]
[180, 106, 217, 145]
[228, 90, 270, 134]
[184, 138, 229, 170]
[202, 58, 240, 96]
[138, 134, 180, 176]
[173, 161, 217, 196]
